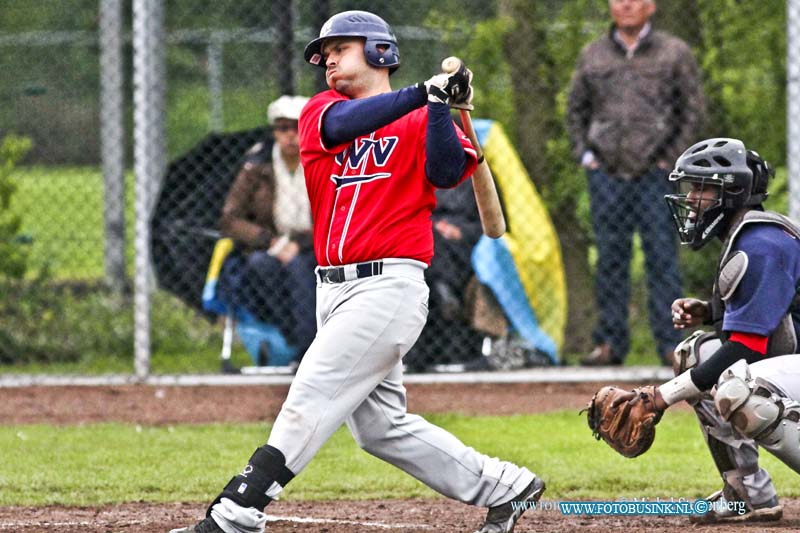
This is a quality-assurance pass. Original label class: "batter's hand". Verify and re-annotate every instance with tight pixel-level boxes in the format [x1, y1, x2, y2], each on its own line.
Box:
[424, 66, 472, 105]
[449, 68, 473, 110]
[671, 298, 710, 329]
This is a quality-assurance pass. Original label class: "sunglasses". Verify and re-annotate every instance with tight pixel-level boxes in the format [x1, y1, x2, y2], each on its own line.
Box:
[274, 122, 298, 132]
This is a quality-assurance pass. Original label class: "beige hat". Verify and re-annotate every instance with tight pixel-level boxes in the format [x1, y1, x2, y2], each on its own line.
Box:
[267, 95, 310, 125]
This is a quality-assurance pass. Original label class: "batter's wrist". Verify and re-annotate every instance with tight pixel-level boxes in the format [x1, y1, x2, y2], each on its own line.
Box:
[412, 83, 429, 105]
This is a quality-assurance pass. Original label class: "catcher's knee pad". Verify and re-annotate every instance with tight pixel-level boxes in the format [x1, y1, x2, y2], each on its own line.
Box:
[715, 369, 800, 475]
[208, 445, 295, 515]
[672, 330, 719, 375]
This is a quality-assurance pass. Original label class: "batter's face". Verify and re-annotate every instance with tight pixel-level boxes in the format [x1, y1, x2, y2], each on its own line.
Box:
[321, 37, 383, 97]
[610, 0, 655, 32]
[273, 118, 299, 159]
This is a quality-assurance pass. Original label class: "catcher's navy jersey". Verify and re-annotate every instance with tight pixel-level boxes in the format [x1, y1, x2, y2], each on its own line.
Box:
[723, 224, 800, 336]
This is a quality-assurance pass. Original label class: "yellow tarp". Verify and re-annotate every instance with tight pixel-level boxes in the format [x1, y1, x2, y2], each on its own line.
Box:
[483, 121, 567, 351]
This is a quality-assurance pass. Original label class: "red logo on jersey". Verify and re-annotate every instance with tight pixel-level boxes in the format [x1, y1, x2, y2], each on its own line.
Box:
[332, 136, 398, 188]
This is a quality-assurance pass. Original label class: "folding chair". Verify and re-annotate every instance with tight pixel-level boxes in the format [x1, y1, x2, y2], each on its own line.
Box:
[202, 238, 298, 374]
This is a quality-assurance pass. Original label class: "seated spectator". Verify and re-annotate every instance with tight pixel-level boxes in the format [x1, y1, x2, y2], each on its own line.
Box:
[217, 95, 315, 364]
[404, 178, 484, 371]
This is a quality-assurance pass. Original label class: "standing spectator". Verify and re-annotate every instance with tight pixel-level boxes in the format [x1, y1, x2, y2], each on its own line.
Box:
[218, 95, 316, 363]
[567, 0, 705, 366]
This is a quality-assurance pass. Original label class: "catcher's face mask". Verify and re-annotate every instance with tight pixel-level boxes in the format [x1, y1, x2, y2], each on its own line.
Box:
[665, 174, 724, 250]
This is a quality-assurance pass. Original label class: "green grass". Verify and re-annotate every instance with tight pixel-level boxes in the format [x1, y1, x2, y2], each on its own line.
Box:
[1, 410, 798, 506]
[10, 165, 135, 280]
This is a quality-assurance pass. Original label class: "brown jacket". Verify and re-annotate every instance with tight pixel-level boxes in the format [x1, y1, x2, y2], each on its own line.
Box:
[567, 26, 705, 178]
[220, 142, 277, 251]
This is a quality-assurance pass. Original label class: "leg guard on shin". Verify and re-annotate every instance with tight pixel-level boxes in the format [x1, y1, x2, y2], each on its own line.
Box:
[693, 396, 774, 503]
[207, 445, 295, 515]
[716, 369, 800, 475]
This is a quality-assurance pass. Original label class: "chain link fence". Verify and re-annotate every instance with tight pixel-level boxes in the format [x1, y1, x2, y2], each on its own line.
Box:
[0, 0, 795, 377]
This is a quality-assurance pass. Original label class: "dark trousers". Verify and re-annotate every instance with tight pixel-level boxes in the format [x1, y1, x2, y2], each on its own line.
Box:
[587, 167, 683, 360]
[220, 249, 317, 355]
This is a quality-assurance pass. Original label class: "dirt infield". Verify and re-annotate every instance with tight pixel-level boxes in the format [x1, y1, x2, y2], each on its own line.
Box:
[0, 382, 795, 532]
[0, 382, 616, 425]
[2, 499, 799, 532]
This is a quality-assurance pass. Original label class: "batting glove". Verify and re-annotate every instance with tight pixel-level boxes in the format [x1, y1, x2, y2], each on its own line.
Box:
[450, 69, 474, 110]
[424, 74, 452, 104]
[424, 67, 472, 105]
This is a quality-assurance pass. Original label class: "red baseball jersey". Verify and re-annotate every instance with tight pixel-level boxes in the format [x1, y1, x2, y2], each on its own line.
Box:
[299, 89, 478, 267]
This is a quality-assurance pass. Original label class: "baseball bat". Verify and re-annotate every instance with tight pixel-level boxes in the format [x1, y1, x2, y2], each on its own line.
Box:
[441, 56, 506, 239]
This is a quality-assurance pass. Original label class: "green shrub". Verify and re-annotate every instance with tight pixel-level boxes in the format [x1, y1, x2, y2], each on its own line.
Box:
[0, 134, 32, 280]
[0, 280, 226, 367]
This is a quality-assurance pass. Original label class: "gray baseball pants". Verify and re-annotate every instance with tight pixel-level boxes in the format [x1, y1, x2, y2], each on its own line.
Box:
[212, 259, 536, 533]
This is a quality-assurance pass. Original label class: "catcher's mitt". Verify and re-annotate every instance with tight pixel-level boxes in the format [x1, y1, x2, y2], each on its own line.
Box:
[585, 385, 663, 458]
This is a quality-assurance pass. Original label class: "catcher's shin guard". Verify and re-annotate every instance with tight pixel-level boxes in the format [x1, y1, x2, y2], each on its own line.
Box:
[716, 370, 800, 475]
[208, 445, 295, 515]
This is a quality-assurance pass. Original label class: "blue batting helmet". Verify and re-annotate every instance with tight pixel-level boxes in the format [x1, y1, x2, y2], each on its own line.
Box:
[303, 11, 400, 74]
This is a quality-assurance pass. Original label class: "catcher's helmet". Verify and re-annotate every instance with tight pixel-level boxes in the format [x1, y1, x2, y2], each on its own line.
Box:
[665, 138, 772, 250]
[304, 11, 400, 74]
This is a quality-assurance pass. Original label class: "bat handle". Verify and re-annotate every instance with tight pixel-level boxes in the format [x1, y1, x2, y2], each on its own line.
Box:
[458, 109, 483, 161]
[457, 108, 506, 238]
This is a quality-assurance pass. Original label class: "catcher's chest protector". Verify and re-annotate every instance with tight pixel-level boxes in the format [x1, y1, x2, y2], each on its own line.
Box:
[710, 210, 800, 354]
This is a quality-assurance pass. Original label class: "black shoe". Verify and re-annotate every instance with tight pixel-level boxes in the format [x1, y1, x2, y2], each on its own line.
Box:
[580, 344, 621, 366]
[169, 516, 225, 533]
[689, 489, 782, 524]
[258, 341, 270, 366]
[221, 359, 240, 374]
[475, 477, 546, 533]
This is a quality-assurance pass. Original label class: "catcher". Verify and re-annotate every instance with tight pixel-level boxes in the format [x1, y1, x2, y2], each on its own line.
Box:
[587, 138, 800, 523]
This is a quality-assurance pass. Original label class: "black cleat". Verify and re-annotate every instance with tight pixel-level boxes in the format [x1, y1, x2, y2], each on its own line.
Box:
[169, 516, 225, 533]
[474, 477, 546, 533]
[689, 489, 782, 524]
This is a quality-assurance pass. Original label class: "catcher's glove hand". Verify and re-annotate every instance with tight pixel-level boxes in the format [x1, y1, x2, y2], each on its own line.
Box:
[584, 385, 664, 458]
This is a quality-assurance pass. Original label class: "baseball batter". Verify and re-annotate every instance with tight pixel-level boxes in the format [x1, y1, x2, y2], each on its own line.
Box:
[171, 10, 543, 533]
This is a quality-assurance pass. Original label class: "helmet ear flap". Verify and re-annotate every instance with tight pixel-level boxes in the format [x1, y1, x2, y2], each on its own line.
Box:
[746, 149, 771, 202]
[364, 38, 400, 72]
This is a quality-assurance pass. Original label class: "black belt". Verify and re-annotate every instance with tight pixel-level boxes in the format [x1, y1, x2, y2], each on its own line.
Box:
[318, 261, 384, 283]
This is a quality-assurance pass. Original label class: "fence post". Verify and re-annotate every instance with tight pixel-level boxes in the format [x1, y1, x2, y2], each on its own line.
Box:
[100, 0, 126, 293]
[208, 32, 224, 131]
[274, 0, 295, 95]
[132, 0, 166, 379]
[789, 0, 800, 220]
